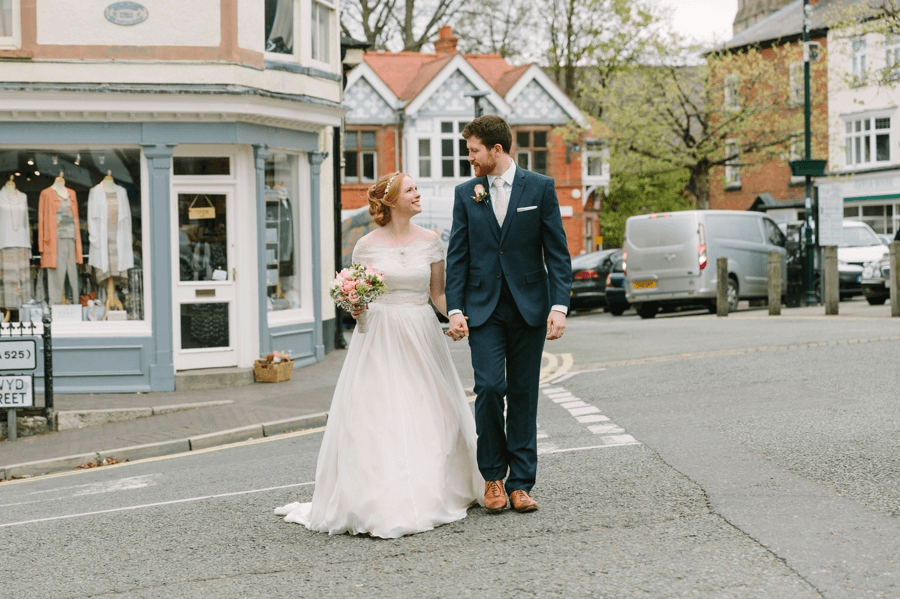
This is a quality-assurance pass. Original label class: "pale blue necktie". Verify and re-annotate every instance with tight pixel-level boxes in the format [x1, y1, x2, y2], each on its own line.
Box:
[493, 177, 507, 227]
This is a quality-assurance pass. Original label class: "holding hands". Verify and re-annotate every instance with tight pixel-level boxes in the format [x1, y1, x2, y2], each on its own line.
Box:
[446, 313, 468, 341]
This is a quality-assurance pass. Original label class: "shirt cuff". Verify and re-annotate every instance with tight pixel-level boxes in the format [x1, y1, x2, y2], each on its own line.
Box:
[551, 305, 568, 315]
[448, 309, 463, 317]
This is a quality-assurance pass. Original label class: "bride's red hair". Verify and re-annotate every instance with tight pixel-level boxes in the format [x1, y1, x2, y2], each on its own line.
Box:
[367, 172, 404, 226]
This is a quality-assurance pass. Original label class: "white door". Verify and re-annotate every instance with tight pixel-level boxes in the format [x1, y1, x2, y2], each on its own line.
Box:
[172, 184, 238, 370]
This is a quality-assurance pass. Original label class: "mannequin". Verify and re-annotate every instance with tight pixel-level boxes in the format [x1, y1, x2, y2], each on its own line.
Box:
[38, 171, 83, 306]
[0, 175, 32, 321]
[88, 171, 134, 319]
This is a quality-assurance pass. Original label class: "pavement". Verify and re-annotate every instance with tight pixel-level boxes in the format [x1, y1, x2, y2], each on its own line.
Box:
[0, 341, 348, 481]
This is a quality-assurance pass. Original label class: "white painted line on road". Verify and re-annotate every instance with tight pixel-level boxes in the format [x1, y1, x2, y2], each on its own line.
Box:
[560, 400, 589, 409]
[577, 415, 610, 423]
[551, 395, 576, 403]
[539, 442, 639, 455]
[568, 406, 601, 416]
[602, 434, 637, 445]
[0, 481, 315, 529]
[588, 424, 625, 435]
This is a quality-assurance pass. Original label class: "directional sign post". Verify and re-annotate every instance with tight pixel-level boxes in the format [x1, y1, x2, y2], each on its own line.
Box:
[0, 338, 37, 442]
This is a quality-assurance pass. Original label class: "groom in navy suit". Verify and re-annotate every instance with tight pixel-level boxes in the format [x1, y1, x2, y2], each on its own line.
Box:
[446, 115, 572, 513]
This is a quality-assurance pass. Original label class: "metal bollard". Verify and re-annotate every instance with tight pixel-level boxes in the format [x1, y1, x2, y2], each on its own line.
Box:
[891, 242, 899, 317]
[768, 251, 781, 316]
[824, 245, 838, 315]
[717, 257, 729, 316]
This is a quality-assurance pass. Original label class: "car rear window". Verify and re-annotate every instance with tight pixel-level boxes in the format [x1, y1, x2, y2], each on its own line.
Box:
[705, 214, 763, 243]
[626, 214, 696, 248]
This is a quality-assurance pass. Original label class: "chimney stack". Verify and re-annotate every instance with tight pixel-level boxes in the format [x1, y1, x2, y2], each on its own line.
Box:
[434, 25, 458, 55]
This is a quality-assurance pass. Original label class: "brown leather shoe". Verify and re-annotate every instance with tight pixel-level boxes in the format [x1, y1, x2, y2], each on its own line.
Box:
[509, 490, 538, 513]
[484, 480, 507, 513]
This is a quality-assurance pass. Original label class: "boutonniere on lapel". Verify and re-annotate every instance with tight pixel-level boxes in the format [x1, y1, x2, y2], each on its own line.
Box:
[472, 184, 488, 203]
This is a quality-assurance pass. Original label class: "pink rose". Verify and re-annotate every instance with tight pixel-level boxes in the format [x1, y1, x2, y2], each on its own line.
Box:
[347, 289, 359, 303]
[472, 184, 486, 202]
[342, 280, 356, 292]
[365, 266, 376, 275]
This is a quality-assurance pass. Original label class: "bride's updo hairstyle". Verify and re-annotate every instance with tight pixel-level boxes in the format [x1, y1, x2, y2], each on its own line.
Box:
[367, 171, 403, 227]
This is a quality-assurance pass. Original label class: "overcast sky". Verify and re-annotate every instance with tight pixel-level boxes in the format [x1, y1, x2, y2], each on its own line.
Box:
[651, 0, 739, 46]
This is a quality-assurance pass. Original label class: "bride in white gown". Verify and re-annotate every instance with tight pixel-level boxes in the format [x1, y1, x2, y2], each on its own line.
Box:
[275, 172, 483, 538]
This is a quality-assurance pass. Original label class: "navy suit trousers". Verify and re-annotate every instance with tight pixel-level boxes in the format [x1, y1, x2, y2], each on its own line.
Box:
[468, 277, 546, 493]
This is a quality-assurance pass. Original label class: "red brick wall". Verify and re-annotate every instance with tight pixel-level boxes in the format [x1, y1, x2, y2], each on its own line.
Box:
[709, 36, 828, 211]
[340, 126, 400, 210]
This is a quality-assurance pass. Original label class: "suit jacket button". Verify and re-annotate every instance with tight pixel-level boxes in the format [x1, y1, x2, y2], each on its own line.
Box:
[496, 274, 501, 279]
[499, 249, 504, 254]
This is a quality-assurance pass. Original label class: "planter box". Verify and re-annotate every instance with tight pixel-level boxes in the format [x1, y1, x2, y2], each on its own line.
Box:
[253, 359, 293, 383]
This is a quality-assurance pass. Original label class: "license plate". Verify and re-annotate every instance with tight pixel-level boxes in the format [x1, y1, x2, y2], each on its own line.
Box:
[632, 280, 657, 290]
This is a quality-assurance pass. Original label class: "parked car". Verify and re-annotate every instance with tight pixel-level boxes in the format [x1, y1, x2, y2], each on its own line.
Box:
[604, 257, 629, 316]
[879, 233, 894, 246]
[861, 254, 892, 305]
[777, 219, 887, 300]
[570, 249, 622, 311]
[623, 210, 787, 318]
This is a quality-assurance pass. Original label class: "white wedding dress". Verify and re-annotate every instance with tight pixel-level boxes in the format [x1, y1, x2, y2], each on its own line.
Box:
[275, 230, 483, 538]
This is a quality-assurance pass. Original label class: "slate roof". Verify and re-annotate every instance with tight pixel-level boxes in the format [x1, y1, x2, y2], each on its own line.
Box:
[726, 0, 855, 48]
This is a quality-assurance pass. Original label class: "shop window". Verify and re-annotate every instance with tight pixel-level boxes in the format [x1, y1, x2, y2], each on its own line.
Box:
[844, 116, 890, 167]
[440, 121, 471, 179]
[515, 130, 548, 175]
[0, 0, 19, 48]
[264, 153, 300, 312]
[344, 131, 376, 183]
[265, 0, 294, 55]
[311, 0, 334, 64]
[0, 148, 144, 323]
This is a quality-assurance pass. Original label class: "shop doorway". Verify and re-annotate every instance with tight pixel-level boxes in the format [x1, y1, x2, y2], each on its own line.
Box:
[172, 185, 238, 370]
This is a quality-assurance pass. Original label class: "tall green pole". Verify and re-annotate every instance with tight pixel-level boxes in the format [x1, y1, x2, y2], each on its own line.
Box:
[802, 0, 817, 305]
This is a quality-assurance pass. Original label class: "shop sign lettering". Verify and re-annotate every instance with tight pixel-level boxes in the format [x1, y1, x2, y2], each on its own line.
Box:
[0, 375, 33, 407]
[104, 2, 149, 26]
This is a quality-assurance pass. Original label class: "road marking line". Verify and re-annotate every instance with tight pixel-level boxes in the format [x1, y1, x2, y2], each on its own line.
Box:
[588, 424, 625, 435]
[560, 400, 589, 409]
[568, 406, 601, 416]
[577, 415, 610, 423]
[0, 481, 315, 528]
[539, 442, 639, 455]
[551, 396, 576, 403]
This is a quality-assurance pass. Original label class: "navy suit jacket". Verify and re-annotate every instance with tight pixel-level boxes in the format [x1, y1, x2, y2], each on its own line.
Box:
[446, 167, 572, 328]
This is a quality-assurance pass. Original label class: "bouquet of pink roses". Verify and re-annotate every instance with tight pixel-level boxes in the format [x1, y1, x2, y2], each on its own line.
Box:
[329, 262, 387, 311]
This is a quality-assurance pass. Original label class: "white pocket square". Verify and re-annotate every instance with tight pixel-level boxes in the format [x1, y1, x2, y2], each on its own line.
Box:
[517, 206, 538, 212]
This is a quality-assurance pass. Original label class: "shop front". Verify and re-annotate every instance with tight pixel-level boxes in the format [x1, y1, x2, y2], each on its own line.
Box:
[819, 169, 900, 236]
[0, 120, 332, 393]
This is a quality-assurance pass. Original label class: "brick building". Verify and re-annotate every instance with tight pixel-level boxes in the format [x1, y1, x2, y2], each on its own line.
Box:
[340, 26, 607, 259]
[710, 0, 830, 222]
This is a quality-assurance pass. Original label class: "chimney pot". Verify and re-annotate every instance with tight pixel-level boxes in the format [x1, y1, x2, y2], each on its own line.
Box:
[435, 25, 458, 55]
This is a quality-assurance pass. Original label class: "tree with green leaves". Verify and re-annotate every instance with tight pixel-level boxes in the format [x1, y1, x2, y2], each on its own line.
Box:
[599, 169, 692, 248]
[587, 36, 806, 210]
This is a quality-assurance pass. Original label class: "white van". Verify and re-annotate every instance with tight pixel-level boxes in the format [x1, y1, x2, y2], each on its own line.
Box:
[623, 210, 787, 318]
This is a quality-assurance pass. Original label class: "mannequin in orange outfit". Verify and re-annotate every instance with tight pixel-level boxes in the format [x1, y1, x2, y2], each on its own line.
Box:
[38, 173, 83, 304]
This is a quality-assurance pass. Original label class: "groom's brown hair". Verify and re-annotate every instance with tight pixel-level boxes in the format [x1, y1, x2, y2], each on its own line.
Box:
[463, 115, 512, 154]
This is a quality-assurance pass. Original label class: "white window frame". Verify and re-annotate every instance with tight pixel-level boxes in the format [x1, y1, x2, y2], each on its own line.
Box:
[725, 140, 741, 188]
[844, 115, 891, 168]
[309, 0, 335, 69]
[723, 75, 740, 111]
[885, 33, 900, 81]
[0, 0, 21, 49]
[418, 138, 432, 179]
[851, 36, 867, 86]
[440, 121, 471, 180]
[264, 0, 336, 71]
[343, 130, 377, 184]
[582, 139, 609, 181]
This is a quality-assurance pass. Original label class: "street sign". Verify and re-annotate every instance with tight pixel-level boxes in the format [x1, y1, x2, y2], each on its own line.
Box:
[0, 339, 36, 370]
[818, 185, 843, 246]
[0, 375, 33, 407]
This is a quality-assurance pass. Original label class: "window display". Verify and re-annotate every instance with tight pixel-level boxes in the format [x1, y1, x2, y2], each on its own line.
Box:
[264, 153, 299, 312]
[0, 148, 144, 322]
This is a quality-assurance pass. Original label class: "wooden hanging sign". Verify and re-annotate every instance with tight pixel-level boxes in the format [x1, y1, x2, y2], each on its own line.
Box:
[189, 195, 216, 220]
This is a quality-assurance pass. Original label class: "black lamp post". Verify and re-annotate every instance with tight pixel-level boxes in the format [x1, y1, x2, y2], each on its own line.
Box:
[464, 90, 490, 118]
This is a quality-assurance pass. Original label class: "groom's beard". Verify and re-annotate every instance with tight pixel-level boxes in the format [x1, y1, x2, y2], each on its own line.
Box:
[471, 154, 496, 178]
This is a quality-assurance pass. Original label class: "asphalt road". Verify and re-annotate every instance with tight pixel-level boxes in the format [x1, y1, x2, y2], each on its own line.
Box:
[1, 299, 898, 598]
